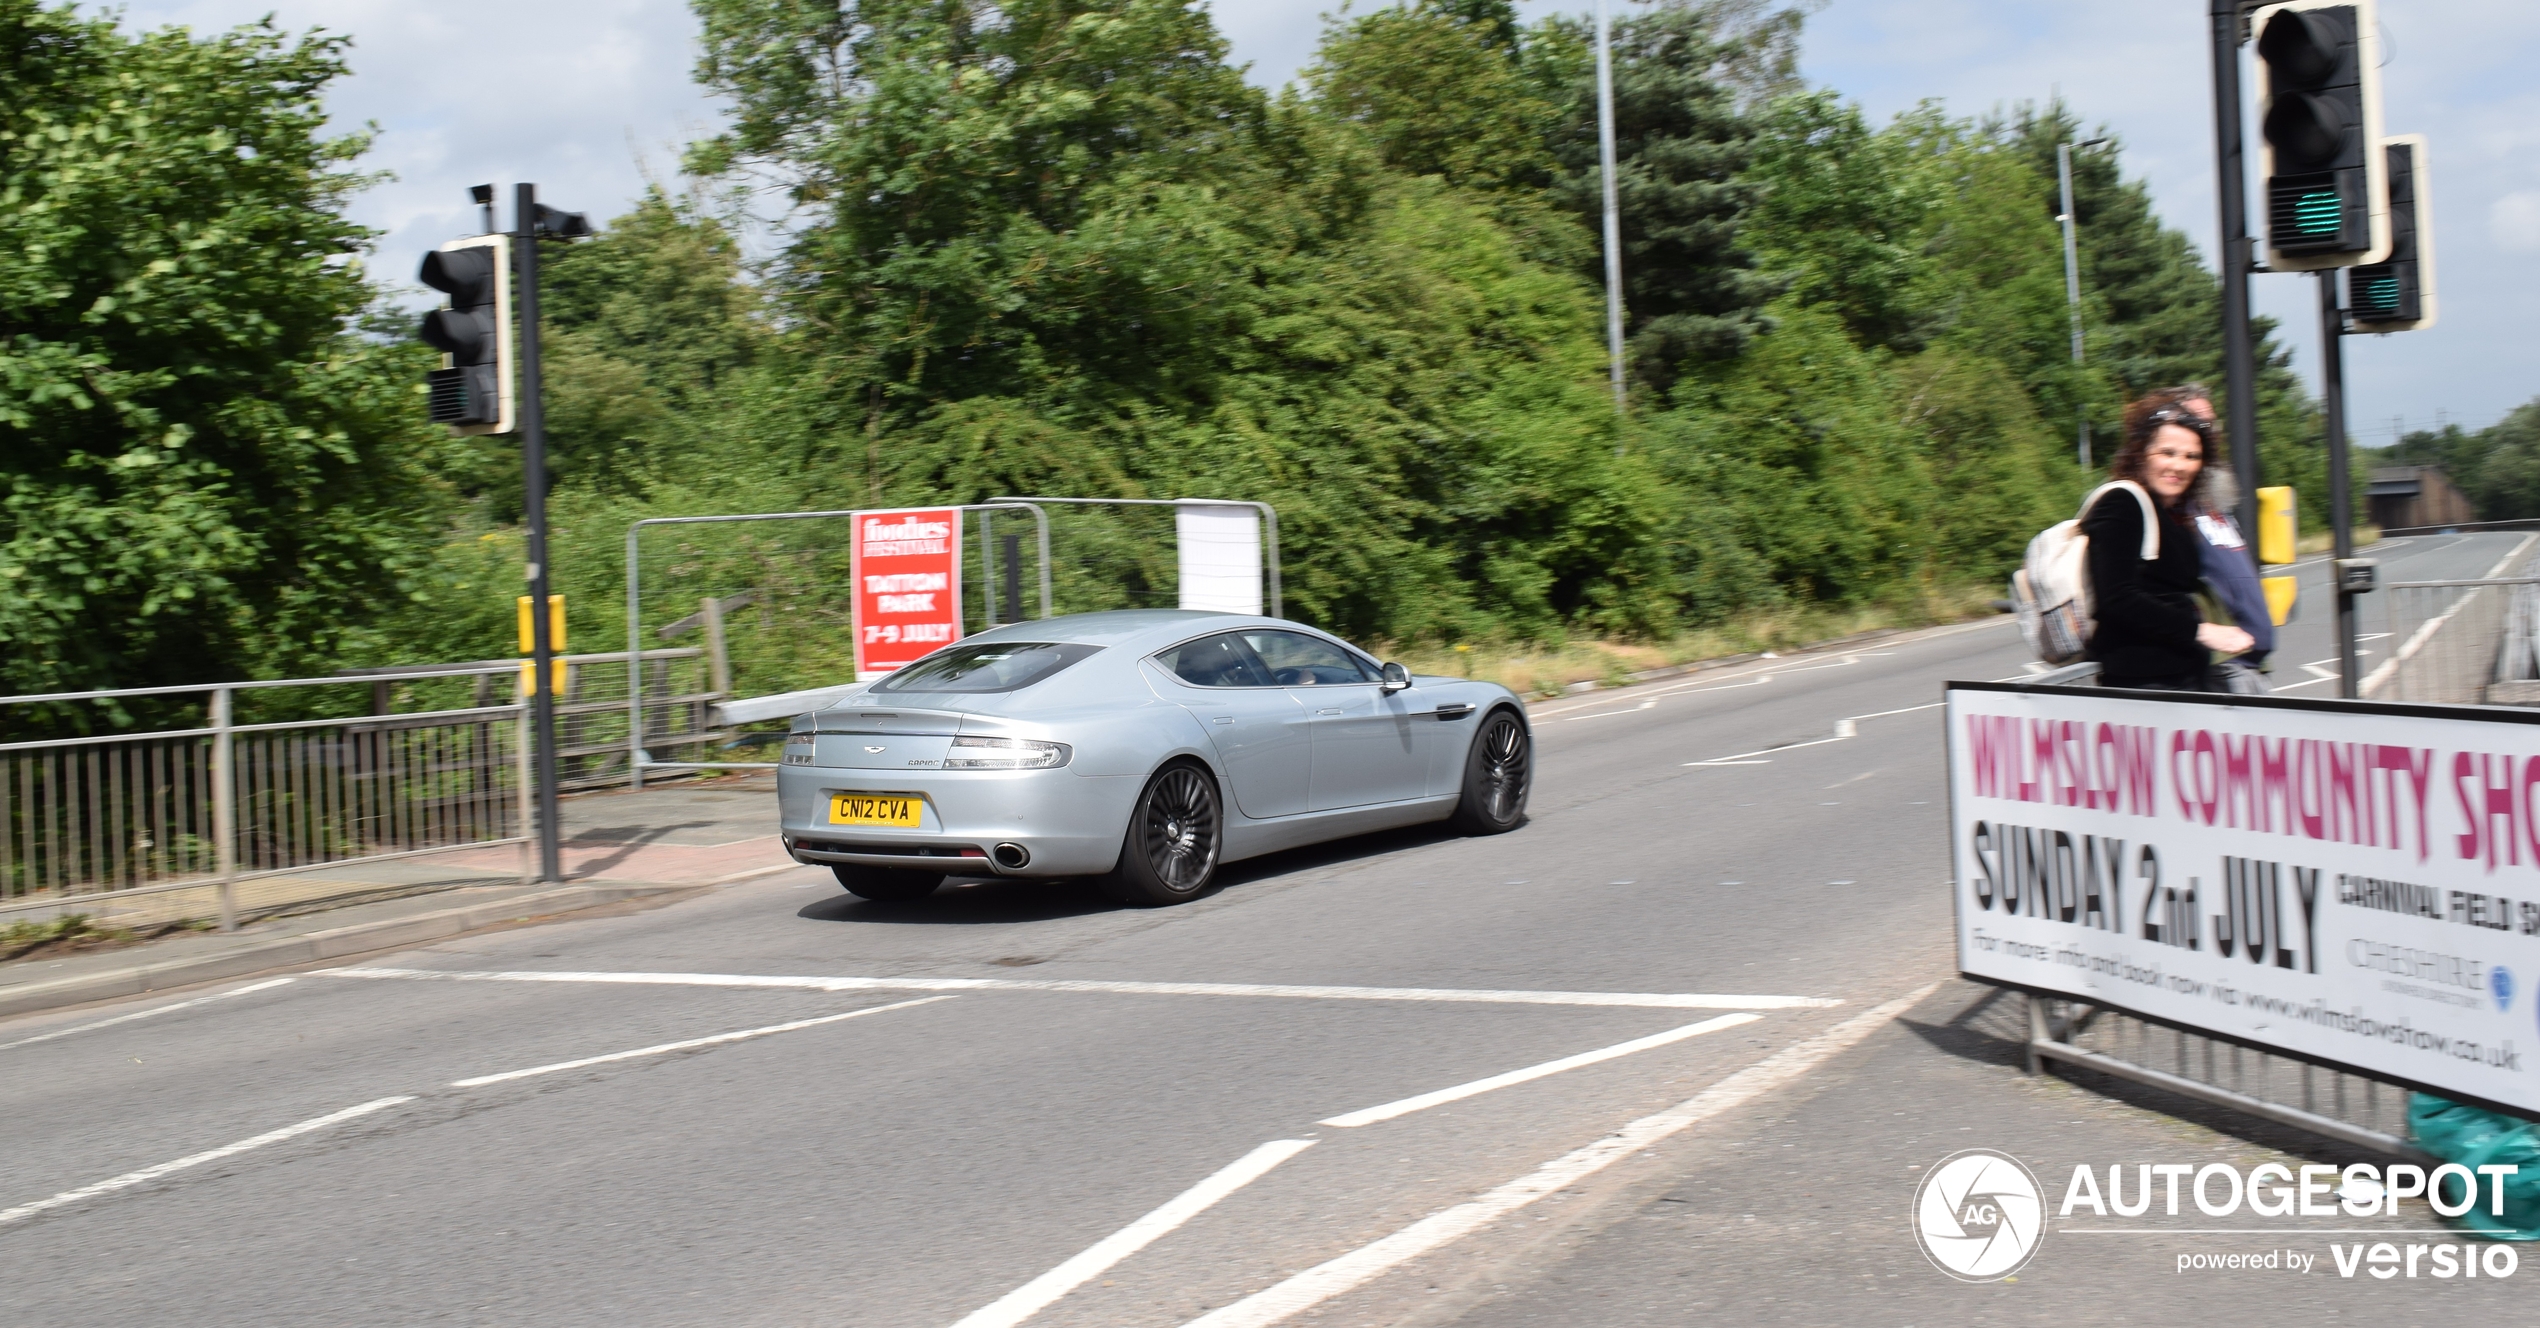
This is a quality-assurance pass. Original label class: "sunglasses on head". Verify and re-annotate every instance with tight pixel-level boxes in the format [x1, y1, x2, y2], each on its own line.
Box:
[2146, 405, 2216, 442]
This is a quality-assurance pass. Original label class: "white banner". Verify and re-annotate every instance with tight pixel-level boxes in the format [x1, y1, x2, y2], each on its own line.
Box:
[1176, 503, 1263, 615]
[1948, 683, 2540, 1113]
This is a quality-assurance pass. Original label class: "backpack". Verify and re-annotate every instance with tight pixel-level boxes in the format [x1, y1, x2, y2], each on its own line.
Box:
[2011, 481, 2159, 665]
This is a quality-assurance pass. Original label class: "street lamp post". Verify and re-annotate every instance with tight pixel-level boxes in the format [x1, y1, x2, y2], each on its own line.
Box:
[2057, 137, 2108, 468]
[1594, 0, 1626, 427]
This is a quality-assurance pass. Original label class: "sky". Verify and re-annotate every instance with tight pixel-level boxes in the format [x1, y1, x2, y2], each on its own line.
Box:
[102, 0, 2540, 444]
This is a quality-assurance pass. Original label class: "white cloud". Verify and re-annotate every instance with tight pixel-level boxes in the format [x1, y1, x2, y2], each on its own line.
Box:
[99, 0, 718, 299]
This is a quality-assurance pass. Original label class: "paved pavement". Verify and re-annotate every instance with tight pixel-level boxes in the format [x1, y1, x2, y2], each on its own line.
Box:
[0, 601, 2524, 1326]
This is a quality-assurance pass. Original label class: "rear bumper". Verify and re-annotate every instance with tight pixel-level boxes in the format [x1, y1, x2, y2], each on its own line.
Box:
[777, 764, 1135, 877]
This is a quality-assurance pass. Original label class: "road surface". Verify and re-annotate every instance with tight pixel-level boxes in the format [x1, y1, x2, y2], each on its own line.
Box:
[2, 553, 2526, 1325]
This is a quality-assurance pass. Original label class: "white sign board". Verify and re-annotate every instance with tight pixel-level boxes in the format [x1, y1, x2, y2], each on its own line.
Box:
[1948, 682, 2540, 1114]
[1176, 503, 1263, 615]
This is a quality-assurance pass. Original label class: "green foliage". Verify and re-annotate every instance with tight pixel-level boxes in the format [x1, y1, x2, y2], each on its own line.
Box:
[2382, 399, 2540, 521]
[6, 0, 2390, 711]
[0, 2, 449, 702]
[1541, 4, 1781, 392]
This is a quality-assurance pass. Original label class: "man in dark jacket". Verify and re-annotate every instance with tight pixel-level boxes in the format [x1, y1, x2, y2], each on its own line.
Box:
[2170, 388, 2275, 672]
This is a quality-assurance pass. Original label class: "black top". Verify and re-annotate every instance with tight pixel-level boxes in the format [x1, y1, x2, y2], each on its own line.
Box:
[2083, 487, 2205, 683]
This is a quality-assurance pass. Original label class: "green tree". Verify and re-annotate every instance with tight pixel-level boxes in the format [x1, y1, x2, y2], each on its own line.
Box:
[1542, 3, 1779, 395]
[0, 2, 447, 703]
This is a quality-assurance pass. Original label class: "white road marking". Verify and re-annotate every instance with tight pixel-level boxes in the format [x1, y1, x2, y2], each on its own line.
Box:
[1686, 733, 1849, 766]
[1316, 1013, 1762, 1129]
[0, 978, 296, 1053]
[945, 1140, 1317, 1328]
[1177, 985, 1938, 1328]
[326, 967, 1838, 1011]
[0, 1095, 413, 1228]
[1681, 700, 1942, 768]
[1847, 701, 1944, 720]
[449, 995, 955, 1088]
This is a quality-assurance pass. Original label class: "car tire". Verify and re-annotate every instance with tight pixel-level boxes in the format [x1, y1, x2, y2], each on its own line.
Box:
[1100, 761, 1224, 906]
[833, 864, 943, 901]
[1449, 707, 1531, 835]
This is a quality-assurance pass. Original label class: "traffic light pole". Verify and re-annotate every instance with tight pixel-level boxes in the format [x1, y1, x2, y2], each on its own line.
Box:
[517, 183, 563, 882]
[2210, 0, 2263, 539]
[2318, 271, 2362, 699]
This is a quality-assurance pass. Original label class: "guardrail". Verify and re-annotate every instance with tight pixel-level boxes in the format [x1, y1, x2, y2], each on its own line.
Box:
[0, 648, 728, 932]
[2, 670, 529, 930]
[2360, 533, 2540, 704]
[2024, 997, 2434, 1162]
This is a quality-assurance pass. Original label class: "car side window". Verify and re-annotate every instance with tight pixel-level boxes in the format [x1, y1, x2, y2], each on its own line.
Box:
[1243, 631, 1373, 687]
[1158, 633, 1274, 688]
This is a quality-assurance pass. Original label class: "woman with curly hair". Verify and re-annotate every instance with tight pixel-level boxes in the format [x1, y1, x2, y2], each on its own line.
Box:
[2083, 395, 2256, 689]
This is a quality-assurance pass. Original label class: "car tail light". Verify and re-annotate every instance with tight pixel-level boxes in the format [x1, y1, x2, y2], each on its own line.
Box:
[943, 735, 1071, 769]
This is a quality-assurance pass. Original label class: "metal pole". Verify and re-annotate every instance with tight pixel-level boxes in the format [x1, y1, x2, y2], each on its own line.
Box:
[2058, 143, 2089, 468]
[1594, 0, 1627, 425]
[516, 701, 534, 885]
[625, 523, 643, 790]
[980, 509, 997, 626]
[2321, 271, 2359, 699]
[2211, 0, 2262, 538]
[210, 686, 236, 932]
[517, 183, 563, 882]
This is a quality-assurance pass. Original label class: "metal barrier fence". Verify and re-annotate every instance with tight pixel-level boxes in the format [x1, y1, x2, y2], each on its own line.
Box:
[0, 648, 725, 932]
[2361, 533, 2540, 705]
[2, 670, 528, 931]
[2024, 996, 2434, 1161]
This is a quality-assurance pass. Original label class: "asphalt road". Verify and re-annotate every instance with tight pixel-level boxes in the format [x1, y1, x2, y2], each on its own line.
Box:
[0, 587, 2526, 1326]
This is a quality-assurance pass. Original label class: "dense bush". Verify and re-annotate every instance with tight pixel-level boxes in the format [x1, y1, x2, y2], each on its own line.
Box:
[6, 0, 2356, 709]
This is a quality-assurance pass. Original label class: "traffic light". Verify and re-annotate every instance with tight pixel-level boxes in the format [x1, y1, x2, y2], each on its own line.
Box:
[2347, 135, 2436, 333]
[418, 234, 514, 434]
[2253, 0, 2389, 270]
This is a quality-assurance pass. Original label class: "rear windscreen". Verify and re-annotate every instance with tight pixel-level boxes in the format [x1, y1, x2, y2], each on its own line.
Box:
[872, 642, 1103, 694]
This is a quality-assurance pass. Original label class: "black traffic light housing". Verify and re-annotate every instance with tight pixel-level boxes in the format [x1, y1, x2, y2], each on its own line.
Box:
[417, 234, 514, 435]
[2347, 135, 2435, 333]
[2253, 0, 2389, 270]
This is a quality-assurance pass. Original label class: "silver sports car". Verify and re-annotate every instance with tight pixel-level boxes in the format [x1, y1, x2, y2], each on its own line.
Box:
[777, 610, 1531, 905]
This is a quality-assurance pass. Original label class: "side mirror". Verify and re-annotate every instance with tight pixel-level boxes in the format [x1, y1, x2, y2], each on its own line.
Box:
[1379, 661, 1412, 693]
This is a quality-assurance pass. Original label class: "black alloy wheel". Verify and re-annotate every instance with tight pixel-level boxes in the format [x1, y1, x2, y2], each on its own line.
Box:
[833, 864, 944, 901]
[1102, 762, 1223, 906]
[1450, 709, 1531, 835]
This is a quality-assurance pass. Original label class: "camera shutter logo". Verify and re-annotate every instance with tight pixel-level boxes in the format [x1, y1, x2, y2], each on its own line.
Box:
[1914, 1149, 2047, 1281]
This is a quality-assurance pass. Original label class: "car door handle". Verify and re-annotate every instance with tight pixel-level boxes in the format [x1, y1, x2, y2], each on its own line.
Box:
[1211, 716, 1234, 724]
[1317, 708, 1344, 716]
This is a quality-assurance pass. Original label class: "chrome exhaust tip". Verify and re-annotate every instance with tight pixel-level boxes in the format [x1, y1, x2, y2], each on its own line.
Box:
[991, 842, 1031, 871]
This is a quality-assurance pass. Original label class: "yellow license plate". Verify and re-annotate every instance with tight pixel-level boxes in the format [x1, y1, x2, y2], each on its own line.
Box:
[830, 793, 923, 827]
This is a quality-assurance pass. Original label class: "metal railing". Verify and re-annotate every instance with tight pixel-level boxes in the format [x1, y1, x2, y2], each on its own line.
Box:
[2361, 534, 2540, 705]
[622, 503, 1053, 787]
[1, 669, 531, 930]
[0, 648, 729, 931]
[2023, 995, 2434, 1162]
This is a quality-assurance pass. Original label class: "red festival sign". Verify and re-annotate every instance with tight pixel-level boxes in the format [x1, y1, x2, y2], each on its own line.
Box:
[850, 507, 962, 677]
